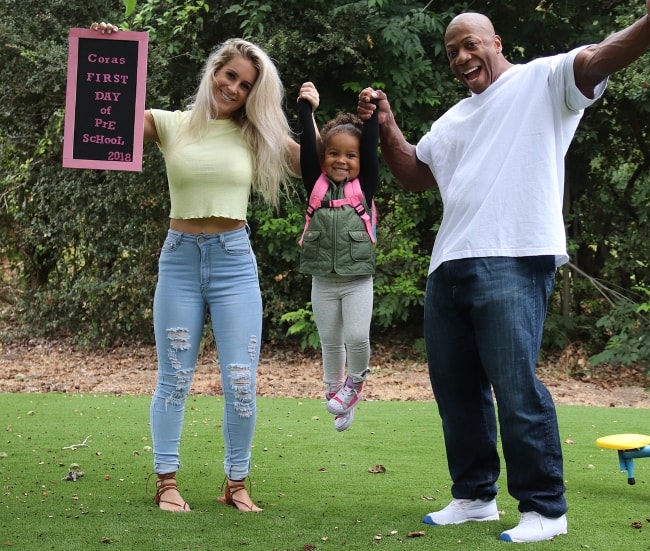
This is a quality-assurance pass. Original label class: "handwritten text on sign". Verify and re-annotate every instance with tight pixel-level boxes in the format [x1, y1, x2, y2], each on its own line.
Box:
[63, 29, 148, 172]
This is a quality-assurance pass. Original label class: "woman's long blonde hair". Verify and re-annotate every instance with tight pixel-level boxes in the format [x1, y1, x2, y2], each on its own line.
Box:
[186, 38, 294, 208]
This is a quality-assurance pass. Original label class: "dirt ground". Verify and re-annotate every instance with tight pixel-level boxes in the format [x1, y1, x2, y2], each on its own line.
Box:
[1, 339, 649, 408]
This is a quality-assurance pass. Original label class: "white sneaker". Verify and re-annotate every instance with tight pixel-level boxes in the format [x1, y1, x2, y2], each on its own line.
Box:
[327, 376, 363, 415]
[334, 408, 354, 432]
[499, 512, 567, 542]
[325, 390, 355, 432]
[422, 498, 499, 525]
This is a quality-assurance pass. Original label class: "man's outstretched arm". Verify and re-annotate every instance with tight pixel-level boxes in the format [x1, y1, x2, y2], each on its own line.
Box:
[574, 3, 650, 98]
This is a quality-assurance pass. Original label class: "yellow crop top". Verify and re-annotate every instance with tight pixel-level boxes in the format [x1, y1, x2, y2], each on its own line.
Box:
[151, 109, 253, 220]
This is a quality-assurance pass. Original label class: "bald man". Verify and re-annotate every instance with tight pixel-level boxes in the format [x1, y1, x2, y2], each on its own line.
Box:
[358, 5, 650, 543]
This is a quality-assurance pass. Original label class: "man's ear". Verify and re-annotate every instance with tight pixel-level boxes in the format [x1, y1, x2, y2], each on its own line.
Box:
[494, 34, 503, 54]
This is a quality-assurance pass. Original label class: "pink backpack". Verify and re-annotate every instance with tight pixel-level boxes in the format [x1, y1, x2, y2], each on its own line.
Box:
[299, 174, 377, 246]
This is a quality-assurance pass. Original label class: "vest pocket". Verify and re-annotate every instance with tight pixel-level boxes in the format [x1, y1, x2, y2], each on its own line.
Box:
[302, 230, 321, 260]
[349, 230, 372, 261]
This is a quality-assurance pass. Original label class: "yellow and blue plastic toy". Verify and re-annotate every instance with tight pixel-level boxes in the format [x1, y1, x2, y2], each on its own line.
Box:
[596, 433, 650, 485]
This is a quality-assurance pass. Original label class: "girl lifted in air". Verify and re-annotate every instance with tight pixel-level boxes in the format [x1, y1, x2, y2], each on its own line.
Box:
[297, 84, 379, 431]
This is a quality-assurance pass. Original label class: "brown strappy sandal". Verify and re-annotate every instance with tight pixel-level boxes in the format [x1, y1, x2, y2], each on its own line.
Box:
[217, 477, 262, 512]
[149, 473, 191, 512]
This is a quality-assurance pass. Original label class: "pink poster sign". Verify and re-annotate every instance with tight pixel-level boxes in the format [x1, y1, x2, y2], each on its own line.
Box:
[63, 28, 148, 172]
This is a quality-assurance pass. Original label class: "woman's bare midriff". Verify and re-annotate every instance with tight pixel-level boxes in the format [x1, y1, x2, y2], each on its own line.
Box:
[170, 217, 245, 235]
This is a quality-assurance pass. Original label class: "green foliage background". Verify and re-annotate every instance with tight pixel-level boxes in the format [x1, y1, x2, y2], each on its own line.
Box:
[1, 0, 650, 368]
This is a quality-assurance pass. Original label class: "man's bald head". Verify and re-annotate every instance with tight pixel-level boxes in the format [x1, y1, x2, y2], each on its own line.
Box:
[445, 12, 496, 43]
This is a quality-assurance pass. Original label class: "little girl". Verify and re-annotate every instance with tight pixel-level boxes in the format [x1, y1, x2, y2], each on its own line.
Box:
[297, 84, 379, 431]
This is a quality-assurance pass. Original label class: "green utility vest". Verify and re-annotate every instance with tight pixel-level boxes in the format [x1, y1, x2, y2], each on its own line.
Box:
[299, 178, 376, 276]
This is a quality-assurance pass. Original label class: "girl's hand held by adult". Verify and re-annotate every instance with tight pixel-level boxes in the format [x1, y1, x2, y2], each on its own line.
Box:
[358, 88, 390, 126]
[298, 81, 320, 112]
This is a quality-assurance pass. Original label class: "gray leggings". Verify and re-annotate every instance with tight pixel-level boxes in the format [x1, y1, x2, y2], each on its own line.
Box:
[311, 274, 373, 393]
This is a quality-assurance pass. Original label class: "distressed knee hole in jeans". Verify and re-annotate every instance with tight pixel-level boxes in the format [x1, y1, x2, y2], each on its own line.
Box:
[165, 327, 192, 407]
[229, 363, 254, 418]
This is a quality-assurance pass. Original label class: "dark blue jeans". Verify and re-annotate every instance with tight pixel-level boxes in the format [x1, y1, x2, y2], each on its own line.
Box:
[424, 256, 567, 518]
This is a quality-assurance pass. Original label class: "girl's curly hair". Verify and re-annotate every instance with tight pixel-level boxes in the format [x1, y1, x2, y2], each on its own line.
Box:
[320, 112, 363, 147]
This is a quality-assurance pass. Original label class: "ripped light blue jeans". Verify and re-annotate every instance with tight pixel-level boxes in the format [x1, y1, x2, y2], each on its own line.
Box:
[151, 226, 262, 480]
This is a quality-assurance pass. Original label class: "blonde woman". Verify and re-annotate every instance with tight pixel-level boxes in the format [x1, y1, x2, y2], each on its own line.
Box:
[90, 22, 318, 513]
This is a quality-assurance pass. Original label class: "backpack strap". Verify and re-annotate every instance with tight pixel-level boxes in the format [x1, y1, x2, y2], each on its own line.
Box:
[299, 173, 330, 246]
[342, 179, 376, 243]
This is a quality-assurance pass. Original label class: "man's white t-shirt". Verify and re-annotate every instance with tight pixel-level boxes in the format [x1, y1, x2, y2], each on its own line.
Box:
[416, 47, 607, 275]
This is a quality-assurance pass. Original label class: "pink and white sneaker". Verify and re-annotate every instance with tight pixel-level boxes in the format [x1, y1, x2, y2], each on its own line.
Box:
[334, 408, 355, 432]
[326, 389, 356, 431]
[327, 377, 363, 415]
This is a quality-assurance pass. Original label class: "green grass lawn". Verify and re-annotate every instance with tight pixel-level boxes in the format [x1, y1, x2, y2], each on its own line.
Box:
[2, 393, 650, 550]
